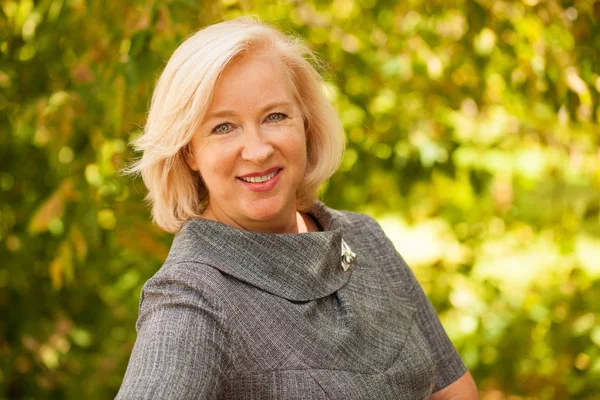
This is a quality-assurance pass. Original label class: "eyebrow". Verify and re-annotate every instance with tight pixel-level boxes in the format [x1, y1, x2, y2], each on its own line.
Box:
[203, 101, 294, 121]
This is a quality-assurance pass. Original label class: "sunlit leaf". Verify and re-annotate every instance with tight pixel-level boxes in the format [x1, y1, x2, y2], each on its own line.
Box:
[27, 180, 74, 234]
[49, 241, 73, 290]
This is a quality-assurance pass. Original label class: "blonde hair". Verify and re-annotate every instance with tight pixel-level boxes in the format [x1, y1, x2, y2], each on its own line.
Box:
[126, 17, 345, 233]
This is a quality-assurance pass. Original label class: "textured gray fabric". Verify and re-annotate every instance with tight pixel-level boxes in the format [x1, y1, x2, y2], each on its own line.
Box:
[117, 202, 466, 399]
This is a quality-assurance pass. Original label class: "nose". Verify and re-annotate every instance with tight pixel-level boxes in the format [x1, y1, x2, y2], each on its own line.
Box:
[240, 125, 274, 164]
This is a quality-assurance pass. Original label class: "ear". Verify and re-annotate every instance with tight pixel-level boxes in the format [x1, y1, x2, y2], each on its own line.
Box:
[184, 145, 199, 171]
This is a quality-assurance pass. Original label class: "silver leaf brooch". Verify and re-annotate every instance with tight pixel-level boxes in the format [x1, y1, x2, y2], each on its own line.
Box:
[341, 239, 356, 271]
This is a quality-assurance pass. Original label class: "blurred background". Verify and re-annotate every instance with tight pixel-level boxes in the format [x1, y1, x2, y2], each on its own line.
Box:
[1, 0, 599, 398]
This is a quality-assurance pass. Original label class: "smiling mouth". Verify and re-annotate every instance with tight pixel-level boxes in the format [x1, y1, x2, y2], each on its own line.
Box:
[238, 168, 281, 183]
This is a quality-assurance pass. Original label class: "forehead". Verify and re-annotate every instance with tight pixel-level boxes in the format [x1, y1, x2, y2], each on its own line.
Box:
[208, 52, 298, 110]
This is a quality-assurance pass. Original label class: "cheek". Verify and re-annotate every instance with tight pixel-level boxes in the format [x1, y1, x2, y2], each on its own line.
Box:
[291, 121, 308, 155]
[281, 131, 306, 161]
[290, 142, 308, 182]
[196, 144, 236, 181]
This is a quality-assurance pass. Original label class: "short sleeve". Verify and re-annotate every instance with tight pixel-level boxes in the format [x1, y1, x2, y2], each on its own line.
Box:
[402, 258, 467, 392]
[116, 264, 230, 399]
[361, 214, 467, 393]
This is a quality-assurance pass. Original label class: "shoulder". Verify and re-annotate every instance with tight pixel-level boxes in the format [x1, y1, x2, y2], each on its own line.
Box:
[140, 260, 223, 298]
[325, 205, 419, 288]
[336, 209, 384, 233]
[146, 260, 223, 291]
[140, 223, 230, 311]
[160, 219, 206, 265]
[136, 261, 229, 331]
[148, 219, 229, 287]
[324, 205, 395, 251]
[138, 218, 241, 314]
[315, 201, 384, 233]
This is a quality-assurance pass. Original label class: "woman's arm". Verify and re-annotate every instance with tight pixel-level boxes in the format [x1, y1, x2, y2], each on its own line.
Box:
[430, 371, 479, 400]
[360, 214, 476, 396]
[116, 265, 229, 399]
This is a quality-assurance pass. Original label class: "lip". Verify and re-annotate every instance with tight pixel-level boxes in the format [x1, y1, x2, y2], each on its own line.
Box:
[238, 167, 282, 178]
[237, 168, 282, 193]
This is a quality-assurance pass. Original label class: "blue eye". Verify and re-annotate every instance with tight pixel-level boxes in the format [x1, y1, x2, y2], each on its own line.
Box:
[266, 113, 287, 122]
[212, 123, 232, 134]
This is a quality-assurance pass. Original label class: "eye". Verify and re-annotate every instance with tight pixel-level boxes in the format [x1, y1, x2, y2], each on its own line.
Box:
[266, 112, 287, 122]
[212, 123, 232, 135]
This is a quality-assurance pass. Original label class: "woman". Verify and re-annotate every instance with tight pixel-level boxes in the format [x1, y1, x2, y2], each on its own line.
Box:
[118, 17, 478, 399]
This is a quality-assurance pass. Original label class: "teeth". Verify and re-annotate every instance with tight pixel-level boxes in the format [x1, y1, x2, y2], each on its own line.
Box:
[240, 170, 278, 183]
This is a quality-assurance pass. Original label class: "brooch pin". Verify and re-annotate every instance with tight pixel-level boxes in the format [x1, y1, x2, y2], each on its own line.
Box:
[341, 239, 356, 271]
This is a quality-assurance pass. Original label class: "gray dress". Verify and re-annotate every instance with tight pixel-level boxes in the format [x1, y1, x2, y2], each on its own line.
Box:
[117, 202, 466, 399]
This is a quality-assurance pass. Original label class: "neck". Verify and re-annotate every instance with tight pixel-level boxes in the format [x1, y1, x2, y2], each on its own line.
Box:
[296, 211, 318, 233]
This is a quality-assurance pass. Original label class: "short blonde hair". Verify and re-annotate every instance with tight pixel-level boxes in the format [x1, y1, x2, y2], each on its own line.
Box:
[126, 17, 345, 233]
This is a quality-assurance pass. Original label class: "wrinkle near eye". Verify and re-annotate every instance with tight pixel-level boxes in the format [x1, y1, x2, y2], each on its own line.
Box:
[266, 112, 288, 122]
[213, 123, 233, 134]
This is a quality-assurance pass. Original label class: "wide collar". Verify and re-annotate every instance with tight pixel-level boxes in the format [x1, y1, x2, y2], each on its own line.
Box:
[168, 202, 352, 301]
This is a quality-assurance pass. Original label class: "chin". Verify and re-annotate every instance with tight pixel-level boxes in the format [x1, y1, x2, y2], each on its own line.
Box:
[242, 198, 291, 222]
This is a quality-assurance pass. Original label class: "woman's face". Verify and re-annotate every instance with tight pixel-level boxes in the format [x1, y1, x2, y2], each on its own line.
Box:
[186, 53, 308, 233]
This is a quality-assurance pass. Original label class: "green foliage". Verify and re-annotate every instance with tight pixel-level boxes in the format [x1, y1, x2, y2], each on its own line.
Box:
[1, 0, 599, 398]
